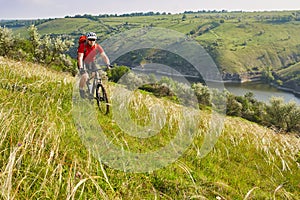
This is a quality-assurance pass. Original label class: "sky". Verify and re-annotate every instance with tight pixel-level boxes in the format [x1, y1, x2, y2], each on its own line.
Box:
[1, 0, 300, 19]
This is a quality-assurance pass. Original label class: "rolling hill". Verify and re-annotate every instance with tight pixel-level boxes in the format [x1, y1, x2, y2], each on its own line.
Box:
[0, 56, 299, 199]
[9, 10, 300, 95]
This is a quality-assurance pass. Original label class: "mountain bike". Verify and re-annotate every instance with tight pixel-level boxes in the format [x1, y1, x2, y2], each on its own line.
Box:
[85, 66, 111, 115]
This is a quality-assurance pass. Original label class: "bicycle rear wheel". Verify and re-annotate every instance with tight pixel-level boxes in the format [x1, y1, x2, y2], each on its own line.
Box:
[96, 83, 109, 114]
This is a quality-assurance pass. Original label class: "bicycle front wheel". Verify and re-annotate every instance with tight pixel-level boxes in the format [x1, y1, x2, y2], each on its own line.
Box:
[96, 83, 109, 114]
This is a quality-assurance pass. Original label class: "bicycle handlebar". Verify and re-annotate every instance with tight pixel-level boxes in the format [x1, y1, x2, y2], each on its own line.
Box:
[88, 65, 114, 72]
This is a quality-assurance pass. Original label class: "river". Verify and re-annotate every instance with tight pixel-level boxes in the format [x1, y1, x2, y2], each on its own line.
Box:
[131, 67, 300, 105]
[224, 82, 300, 105]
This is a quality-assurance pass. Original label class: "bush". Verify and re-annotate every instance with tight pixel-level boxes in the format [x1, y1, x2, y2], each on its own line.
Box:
[107, 65, 130, 82]
[226, 92, 242, 116]
[0, 25, 75, 74]
[265, 97, 300, 132]
[0, 27, 15, 56]
[192, 83, 211, 106]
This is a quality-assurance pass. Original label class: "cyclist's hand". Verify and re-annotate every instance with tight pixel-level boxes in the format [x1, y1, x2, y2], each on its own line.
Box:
[79, 68, 86, 75]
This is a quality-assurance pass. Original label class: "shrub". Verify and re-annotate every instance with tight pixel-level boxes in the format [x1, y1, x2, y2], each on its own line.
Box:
[192, 83, 211, 106]
[107, 65, 130, 82]
[1, 25, 75, 74]
[0, 27, 15, 56]
[265, 97, 300, 132]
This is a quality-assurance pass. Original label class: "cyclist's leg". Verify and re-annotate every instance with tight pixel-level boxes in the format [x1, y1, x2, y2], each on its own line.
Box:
[79, 64, 89, 98]
[86, 62, 96, 99]
[79, 73, 88, 89]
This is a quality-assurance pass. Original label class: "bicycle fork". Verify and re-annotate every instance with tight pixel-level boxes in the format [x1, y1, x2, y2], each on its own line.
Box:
[87, 77, 102, 99]
[86, 79, 94, 99]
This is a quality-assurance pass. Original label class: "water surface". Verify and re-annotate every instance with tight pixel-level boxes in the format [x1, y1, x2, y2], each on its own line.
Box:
[224, 82, 300, 105]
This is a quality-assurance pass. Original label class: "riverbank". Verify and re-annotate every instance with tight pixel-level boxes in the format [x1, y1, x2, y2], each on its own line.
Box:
[272, 83, 300, 98]
[224, 82, 300, 104]
[222, 72, 262, 83]
[222, 72, 300, 98]
[131, 67, 300, 102]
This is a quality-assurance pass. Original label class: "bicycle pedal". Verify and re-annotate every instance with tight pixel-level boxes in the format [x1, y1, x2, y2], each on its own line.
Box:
[88, 94, 94, 100]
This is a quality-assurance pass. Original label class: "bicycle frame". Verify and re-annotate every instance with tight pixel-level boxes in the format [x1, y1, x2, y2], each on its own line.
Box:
[85, 68, 110, 114]
[86, 69, 101, 98]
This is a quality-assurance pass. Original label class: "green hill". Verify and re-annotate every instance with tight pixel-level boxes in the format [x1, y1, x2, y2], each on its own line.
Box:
[10, 11, 300, 93]
[0, 57, 299, 199]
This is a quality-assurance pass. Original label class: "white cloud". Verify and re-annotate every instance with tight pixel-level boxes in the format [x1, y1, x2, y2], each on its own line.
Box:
[1, 0, 300, 19]
[18, 0, 53, 6]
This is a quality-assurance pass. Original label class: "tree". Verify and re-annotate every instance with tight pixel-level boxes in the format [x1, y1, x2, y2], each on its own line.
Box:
[39, 34, 51, 63]
[261, 66, 274, 83]
[192, 83, 211, 107]
[284, 101, 300, 132]
[226, 92, 242, 116]
[51, 36, 74, 64]
[0, 27, 15, 56]
[0, 25, 75, 73]
[28, 25, 41, 59]
[265, 97, 300, 132]
[27, 25, 74, 70]
[107, 65, 130, 82]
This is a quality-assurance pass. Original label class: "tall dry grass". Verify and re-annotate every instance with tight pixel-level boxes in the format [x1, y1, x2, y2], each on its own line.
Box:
[0, 57, 299, 199]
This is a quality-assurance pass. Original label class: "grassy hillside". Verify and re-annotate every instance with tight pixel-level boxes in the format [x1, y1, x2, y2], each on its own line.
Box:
[0, 57, 300, 199]
[11, 11, 300, 85]
[277, 62, 300, 85]
[196, 19, 300, 73]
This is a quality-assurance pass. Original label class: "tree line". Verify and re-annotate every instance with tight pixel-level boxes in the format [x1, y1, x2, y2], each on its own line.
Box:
[0, 19, 54, 29]
[64, 10, 235, 20]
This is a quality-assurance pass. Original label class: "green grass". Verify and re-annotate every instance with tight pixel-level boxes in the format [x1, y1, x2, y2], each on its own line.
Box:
[0, 57, 300, 199]
[194, 16, 300, 73]
[277, 62, 300, 84]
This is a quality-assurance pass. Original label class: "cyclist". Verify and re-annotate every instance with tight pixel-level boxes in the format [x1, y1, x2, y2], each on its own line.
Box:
[77, 32, 111, 98]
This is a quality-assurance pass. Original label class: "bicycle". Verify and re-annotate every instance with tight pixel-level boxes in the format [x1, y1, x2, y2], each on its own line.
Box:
[84, 66, 111, 115]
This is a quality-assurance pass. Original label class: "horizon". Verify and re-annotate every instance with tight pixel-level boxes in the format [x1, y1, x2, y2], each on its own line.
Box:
[1, 0, 300, 20]
[1, 8, 299, 21]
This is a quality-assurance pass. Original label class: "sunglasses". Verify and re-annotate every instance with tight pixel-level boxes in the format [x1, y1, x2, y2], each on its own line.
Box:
[88, 39, 96, 41]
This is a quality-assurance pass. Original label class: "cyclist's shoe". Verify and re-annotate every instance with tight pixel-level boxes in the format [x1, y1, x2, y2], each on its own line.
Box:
[88, 94, 94, 100]
[79, 89, 86, 99]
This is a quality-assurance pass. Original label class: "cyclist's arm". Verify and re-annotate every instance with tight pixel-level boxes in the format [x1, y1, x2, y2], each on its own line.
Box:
[77, 52, 84, 69]
[97, 44, 110, 66]
[100, 52, 110, 66]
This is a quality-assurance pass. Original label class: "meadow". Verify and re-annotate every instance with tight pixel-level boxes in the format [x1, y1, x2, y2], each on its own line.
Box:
[0, 57, 299, 199]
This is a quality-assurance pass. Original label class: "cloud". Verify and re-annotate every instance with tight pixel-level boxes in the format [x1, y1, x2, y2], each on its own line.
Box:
[18, 0, 54, 6]
[1, 0, 300, 19]
[0, 0, 70, 19]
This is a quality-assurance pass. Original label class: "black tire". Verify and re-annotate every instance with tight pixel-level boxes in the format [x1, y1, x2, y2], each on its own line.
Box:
[96, 83, 109, 114]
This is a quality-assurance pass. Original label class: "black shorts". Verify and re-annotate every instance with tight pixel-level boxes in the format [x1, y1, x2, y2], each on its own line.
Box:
[83, 62, 97, 72]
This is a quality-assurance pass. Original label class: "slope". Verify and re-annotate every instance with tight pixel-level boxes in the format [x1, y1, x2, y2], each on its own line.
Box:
[10, 11, 300, 83]
[0, 57, 299, 199]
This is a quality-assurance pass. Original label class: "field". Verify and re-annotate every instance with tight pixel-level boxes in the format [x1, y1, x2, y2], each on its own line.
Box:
[0, 57, 300, 199]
